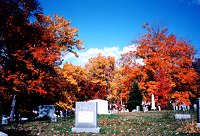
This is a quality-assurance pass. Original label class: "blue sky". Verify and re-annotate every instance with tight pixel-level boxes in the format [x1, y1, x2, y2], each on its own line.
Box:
[40, 0, 200, 66]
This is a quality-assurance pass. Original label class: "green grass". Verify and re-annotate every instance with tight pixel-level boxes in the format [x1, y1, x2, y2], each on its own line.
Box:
[0, 110, 199, 136]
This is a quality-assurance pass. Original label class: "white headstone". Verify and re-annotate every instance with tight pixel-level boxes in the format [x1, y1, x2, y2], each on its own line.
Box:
[158, 106, 161, 111]
[88, 99, 109, 114]
[174, 114, 191, 119]
[136, 106, 140, 112]
[72, 102, 100, 133]
[194, 104, 197, 111]
[0, 131, 8, 136]
[187, 106, 190, 110]
[1, 116, 8, 125]
[151, 94, 156, 110]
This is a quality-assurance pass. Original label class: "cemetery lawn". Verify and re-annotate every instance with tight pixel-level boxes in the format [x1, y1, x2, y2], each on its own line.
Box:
[0, 110, 199, 136]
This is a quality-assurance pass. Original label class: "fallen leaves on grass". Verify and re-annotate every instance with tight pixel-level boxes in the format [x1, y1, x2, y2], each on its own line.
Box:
[176, 120, 200, 134]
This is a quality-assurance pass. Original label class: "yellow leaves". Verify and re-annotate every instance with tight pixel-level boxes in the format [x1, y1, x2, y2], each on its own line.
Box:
[171, 91, 190, 106]
[67, 77, 78, 86]
[170, 81, 176, 88]
[56, 91, 77, 109]
[40, 14, 84, 58]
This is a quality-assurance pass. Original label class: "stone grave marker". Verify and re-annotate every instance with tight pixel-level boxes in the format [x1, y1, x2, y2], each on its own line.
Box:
[193, 103, 197, 111]
[175, 106, 178, 110]
[37, 105, 57, 122]
[174, 114, 191, 119]
[174, 103, 191, 120]
[187, 105, 190, 110]
[197, 98, 200, 128]
[10, 95, 16, 121]
[179, 106, 182, 110]
[1, 115, 8, 125]
[136, 106, 140, 112]
[72, 102, 100, 133]
[0, 131, 8, 136]
[151, 94, 156, 110]
[158, 106, 161, 111]
[88, 99, 109, 114]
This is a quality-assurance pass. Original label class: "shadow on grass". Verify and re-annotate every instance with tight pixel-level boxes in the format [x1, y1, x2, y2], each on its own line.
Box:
[1, 129, 34, 136]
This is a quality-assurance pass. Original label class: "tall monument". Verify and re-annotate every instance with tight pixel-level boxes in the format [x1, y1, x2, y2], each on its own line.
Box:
[151, 94, 156, 110]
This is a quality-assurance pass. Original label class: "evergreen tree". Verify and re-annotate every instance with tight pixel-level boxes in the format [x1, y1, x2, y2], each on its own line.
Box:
[127, 81, 143, 112]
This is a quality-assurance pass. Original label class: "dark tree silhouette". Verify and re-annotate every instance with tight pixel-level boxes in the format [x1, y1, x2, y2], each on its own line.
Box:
[127, 81, 143, 112]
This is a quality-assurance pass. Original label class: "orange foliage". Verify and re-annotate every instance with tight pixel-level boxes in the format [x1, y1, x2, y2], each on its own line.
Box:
[85, 54, 116, 101]
[0, 0, 83, 109]
[120, 24, 198, 108]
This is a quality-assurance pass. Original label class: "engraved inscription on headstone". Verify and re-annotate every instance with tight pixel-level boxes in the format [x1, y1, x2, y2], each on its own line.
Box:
[72, 102, 100, 133]
[78, 111, 93, 123]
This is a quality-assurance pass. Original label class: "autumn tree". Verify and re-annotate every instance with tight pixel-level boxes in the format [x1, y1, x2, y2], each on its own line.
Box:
[107, 67, 124, 105]
[58, 63, 90, 109]
[119, 48, 142, 106]
[0, 0, 83, 114]
[85, 54, 116, 100]
[121, 24, 198, 108]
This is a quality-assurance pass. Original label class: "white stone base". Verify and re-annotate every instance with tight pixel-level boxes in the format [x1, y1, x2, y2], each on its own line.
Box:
[151, 107, 156, 110]
[174, 114, 191, 119]
[197, 123, 200, 128]
[72, 127, 100, 133]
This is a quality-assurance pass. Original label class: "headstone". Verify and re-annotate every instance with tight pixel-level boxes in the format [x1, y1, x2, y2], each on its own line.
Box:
[143, 106, 148, 112]
[0, 131, 8, 136]
[10, 95, 16, 121]
[72, 102, 100, 133]
[158, 106, 161, 111]
[194, 103, 197, 111]
[136, 106, 140, 112]
[1, 115, 8, 125]
[88, 99, 108, 114]
[151, 94, 156, 110]
[174, 114, 191, 119]
[182, 104, 186, 111]
[179, 106, 182, 110]
[37, 105, 57, 122]
[197, 98, 200, 128]
[172, 103, 175, 110]
[187, 106, 190, 110]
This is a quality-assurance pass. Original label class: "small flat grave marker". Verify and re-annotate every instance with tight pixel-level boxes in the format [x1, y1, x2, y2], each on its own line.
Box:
[72, 102, 100, 133]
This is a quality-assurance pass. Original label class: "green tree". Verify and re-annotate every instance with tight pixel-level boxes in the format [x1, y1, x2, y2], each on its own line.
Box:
[127, 81, 143, 112]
